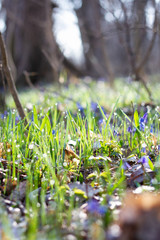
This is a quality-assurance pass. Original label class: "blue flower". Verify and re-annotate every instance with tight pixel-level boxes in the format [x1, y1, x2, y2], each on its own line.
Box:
[1, 111, 8, 120]
[127, 126, 136, 134]
[77, 102, 84, 111]
[29, 114, 34, 126]
[77, 102, 85, 118]
[98, 205, 108, 215]
[87, 199, 107, 216]
[52, 129, 55, 135]
[4, 111, 8, 116]
[138, 156, 150, 168]
[113, 130, 118, 136]
[139, 121, 145, 131]
[122, 160, 131, 170]
[113, 130, 121, 136]
[101, 106, 106, 115]
[31, 114, 34, 122]
[139, 113, 148, 131]
[15, 116, 21, 125]
[127, 126, 132, 133]
[143, 112, 148, 124]
[98, 118, 104, 125]
[138, 156, 148, 164]
[150, 124, 154, 133]
[141, 147, 146, 153]
[91, 102, 98, 112]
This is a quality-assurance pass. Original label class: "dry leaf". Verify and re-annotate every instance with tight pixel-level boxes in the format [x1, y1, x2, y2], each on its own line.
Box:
[0, 142, 11, 159]
[64, 144, 79, 163]
[150, 133, 157, 146]
[127, 165, 155, 187]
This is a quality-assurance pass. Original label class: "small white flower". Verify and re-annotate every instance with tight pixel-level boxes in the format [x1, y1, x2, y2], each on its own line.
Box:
[29, 143, 34, 150]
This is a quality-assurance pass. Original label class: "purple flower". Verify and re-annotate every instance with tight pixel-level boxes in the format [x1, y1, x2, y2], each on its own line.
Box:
[101, 106, 106, 115]
[15, 116, 21, 125]
[113, 130, 121, 137]
[113, 130, 118, 136]
[1, 111, 8, 120]
[150, 124, 154, 133]
[122, 160, 131, 170]
[139, 122, 145, 131]
[98, 205, 108, 215]
[127, 126, 136, 134]
[52, 129, 55, 135]
[91, 102, 98, 112]
[4, 111, 8, 116]
[29, 114, 34, 126]
[98, 118, 104, 125]
[31, 114, 34, 122]
[87, 199, 107, 216]
[77, 102, 85, 118]
[127, 126, 132, 133]
[139, 113, 148, 131]
[77, 102, 84, 111]
[138, 156, 150, 168]
[141, 147, 146, 153]
[143, 113, 148, 124]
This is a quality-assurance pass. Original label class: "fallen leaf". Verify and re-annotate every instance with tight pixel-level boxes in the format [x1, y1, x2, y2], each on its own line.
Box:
[0, 142, 11, 159]
[88, 156, 112, 162]
[65, 144, 79, 161]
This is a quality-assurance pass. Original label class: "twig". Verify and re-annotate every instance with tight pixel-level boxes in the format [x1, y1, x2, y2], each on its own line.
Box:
[118, 0, 154, 102]
[23, 71, 37, 89]
[0, 32, 28, 126]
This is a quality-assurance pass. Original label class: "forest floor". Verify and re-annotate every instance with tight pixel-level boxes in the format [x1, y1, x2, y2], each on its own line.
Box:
[1, 76, 160, 240]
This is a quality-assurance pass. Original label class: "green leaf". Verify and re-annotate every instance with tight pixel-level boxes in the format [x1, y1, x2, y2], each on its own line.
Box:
[79, 172, 84, 184]
[33, 105, 38, 125]
[134, 110, 139, 128]
[74, 189, 87, 199]
[40, 115, 51, 133]
[148, 157, 154, 171]
[87, 172, 97, 179]
[100, 171, 109, 180]
[98, 98, 119, 128]
[98, 97, 119, 138]
[117, 109, 151, 151]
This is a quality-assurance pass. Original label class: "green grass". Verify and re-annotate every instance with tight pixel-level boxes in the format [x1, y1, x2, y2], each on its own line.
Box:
[6, 76, 160, 110]
[1, 77, 160, 239]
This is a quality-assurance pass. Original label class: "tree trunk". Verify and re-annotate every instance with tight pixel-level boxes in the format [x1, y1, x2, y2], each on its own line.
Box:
[3, 0, 61, 85]
[132, 0, 148, 64]
[0, 67, 6, 112]
[0, 89, 5, 111]
[76, 0, 114, 83]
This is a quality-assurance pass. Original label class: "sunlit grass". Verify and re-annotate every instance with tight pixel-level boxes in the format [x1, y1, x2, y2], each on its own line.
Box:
[6, 76, 160, 111]
[1, 77, 160, 239]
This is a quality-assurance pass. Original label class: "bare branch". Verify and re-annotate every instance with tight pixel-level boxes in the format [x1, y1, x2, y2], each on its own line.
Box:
[0, 32, 28, 126]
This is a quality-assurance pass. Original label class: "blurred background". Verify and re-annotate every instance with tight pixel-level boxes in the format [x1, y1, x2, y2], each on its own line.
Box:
[0, 0, 160, 87]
